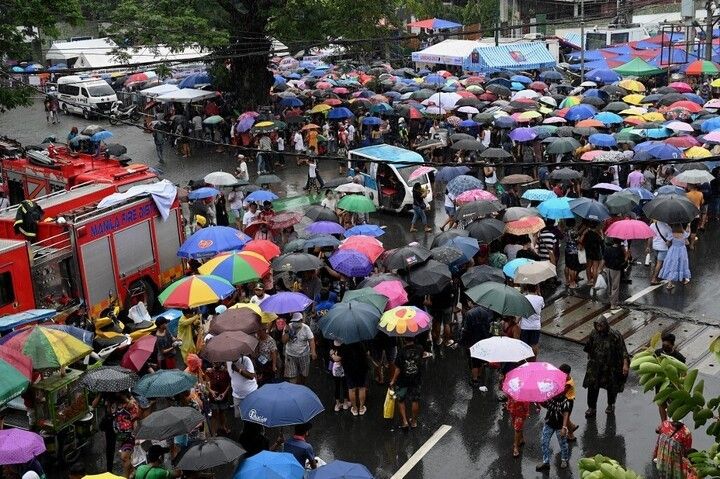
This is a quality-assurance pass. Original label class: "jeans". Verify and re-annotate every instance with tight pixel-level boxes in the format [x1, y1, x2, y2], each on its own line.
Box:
[154, 142, 164, 163]
[257, 153, 268, 174]
[587, 386, 617, 409]
[411, 205, 427, 226]
[541, 424, 569, 464]
[304, 172, 324, 189]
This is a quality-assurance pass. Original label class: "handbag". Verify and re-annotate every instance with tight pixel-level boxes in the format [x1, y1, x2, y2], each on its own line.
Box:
[577, 249, 587, 265]
[383, 389, 396, 419]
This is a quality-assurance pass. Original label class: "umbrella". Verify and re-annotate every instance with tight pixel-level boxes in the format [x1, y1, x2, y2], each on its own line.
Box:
[455, 201, 504, 222]
[509, 127, 538, 142]
[260, 292, 312, 314]
[233, 451, 305, 479]
[337, 195, 376, 213]
[246, 190, 279, 203]
[176, 437, 245, 471]
[514, 261, 557, 284]
[625, 187, 654, 201]
[305, 205, 340, 222]
[384, 245, 432, 270]
[272, 253, 324, 272]
[467, 218, 506, 243]
[303, 234, 341, 250]
[178, 226, 251, 259]
[346, 224, 385, 237]
[500, 174, 534, 185]
[506, 216, 545, 235]
[674, 169, 714, 184]
[503, 258, 534, 278]
[329, 249, 373, 277]
[470, 337, 535, 363]
[455, 189, 498, 204]
[406, 259, 452, 294]
[378, 306, 432, 337]
[269, 212, 304, 230]
[643, 195, 700, 224]
[462, 265, 505, 288]
[569, 198, 610, 221]
[203, 331, 259, 362]
[548, 168, 582, 181]
[335, 183, 365, 194]
[503, 207, 541, 222]
[0, 429, 46, 465]
[592, 182, 622, 192]
[430, 246, 464, 266]
[240, 382, 324, 426]
[306, 221, 346, 236]
[565, 104, 597, 121]
[339, 236, 384, 262]
[447, 175, 484, 196]
[0, 357, 29, 406]
[243, 239, 281, 261]
[431, 229, 470, 248]
[465, 282, 536, 316]
[135, 406, 205, 440]
[606, 219, 654, 240]
[1, 326, 92, 370]
[655, 185, 687, 196]
[121, 335, 156, 371]
[91, 130, 113, 142]
[308, 461, 374, 479]
[199, 252, 269, 285]
[445, 236, 480, 260]
[372, 280, 408, 308]
[451, 139, 485, 151]
[204, 171, 237, 186]
[188, 187, 221, 200]
[159, 275, 235, 308]
[605, 192, 639, 214]
[320, 301, 381, 343]
[209, 308, 261, 335]
[522, 189, 557, 202]
[80, 366, 137, 392]
[327, 107, 354, 120]
[436, 166, 471, 183]
[341, 288, 388, 313]
[546, 137, 580, 154]
[81, 124, 104, 136]
[134, 370, 197, 398]
[503, 362, 567, 402]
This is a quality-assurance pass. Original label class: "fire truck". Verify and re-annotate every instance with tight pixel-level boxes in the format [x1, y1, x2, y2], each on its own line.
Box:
[0, 182, 185, 319]
[1, 144, 158, 205]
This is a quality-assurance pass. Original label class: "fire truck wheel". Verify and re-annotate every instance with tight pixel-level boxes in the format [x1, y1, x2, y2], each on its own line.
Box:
[129, 279, 157, 313]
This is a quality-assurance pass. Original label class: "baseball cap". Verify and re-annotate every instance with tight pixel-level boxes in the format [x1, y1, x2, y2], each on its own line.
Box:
[290, 312, 303, 322]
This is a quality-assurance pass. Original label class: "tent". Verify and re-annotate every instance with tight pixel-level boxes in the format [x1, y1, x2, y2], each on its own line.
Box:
[73, 45, 206, 69]
[156, 88, 218, 103]
[140, 84, 180, 97]
[412, 40, 483, 67]
[464, 43, 556, 72]
[407, 18, 462, 30]
[613, 57, 665, 77]
[46, 38, 117, 61]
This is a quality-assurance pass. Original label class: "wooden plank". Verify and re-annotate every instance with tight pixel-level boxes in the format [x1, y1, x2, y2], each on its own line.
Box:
[693, 352, 720, 377]
[564, 308, 628, 343]
[681, 328, 720, 367]
[623, 314, 674, 354]
[611, 310, 653, 339]
[540, 296, 584, 327]
[542, 300, 607, 337]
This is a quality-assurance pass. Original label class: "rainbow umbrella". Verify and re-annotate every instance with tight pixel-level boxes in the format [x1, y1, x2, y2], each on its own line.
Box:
[0, 326, 92, 370]
[378, 306, 432, 337]
[159, 275, 235, 308]
[198, 252, 269, 285]
[0, 358, 29, 406]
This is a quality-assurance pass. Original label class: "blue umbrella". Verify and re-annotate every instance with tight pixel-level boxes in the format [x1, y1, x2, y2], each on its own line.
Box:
[345, 224, 385, 237]
[569, 198, 610, 221]
[486, 77, 512, 89]
[424, 74, 445, 85]
[539, 71, 563, 81]
[328, 107, 354, 120]
[436, 166, 470, 183]
[134, 370, 197, 398]
[240, 382, 324, 426]
[245, 190, 279, 203]
[48, 63, 67, 72]
[306, 221, 346, 236]
[11, 66, 24, 73]
[656, 185, 686, 196]
[259, 292, 312, 314]
[188, 187, 220, 200]
[538, 197, 573, 219]
[459, 119, 478, 128]
[509, 127, 537, 142]
[583, 88, 609, 101]
[178, 226, 251, 259]
[329, 249, 373, 277]
[273, 75, 287, 87]
[279, 97, 303, 108]
[683, 93, 705, 105]
[447, 175, 484, 197]
[594, 112, 623, 125]
[319, 301, 380, 343]
[91, 130, 113, 142]
[584, 68, 621, 83]
[234, 451, 304, 479]
[624, 187, 654, 201]
[510, 82, 525, 91]
[179, 72, 211, 89]
[522, 189, 557, 202]
[309, 461, 374, 479]
[24, 64, 43, 73]
[446, 236, 480, 261]
[565, 104, 597, 121]
[303, 234, 341, 250]
[362, 116, 382, 126]
[701, 117, 720, 132]
[494, 116, 517, 129]
[646, 143, 683, 160]
[510, 75, 532, 85]
[588, 133, 616, 147]
[503, 258, 534, 278]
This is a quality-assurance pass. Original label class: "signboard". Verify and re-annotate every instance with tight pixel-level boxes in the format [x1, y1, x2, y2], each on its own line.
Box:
[82, 201, 154, 240]
[411, 52, 464, 66]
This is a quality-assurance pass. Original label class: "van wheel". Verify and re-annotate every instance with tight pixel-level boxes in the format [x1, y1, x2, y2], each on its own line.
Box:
[62, 104, 69, 115]
[82, 109, 90, 120]
[128, 279, 157, 313]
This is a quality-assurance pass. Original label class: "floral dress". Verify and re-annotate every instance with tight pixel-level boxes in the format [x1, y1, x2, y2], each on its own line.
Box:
[654, 420, 692, 479]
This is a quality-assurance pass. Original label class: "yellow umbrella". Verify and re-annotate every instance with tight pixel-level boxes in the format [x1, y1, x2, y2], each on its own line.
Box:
[711, 78, 720, 88]
[685, 146, 712, 159]
[538, 106, 553, 115]
[83, 474, 124, 479]
[230, 302, 277, 324]
[254, 121, 275, 128]
[642, 112, 665, 122]
[519, 110, 542, 120]
[618, 79, 646, 92]
[308, 104, 331, 114]
[622, 94, 645, 105]
[619, 107, 647, 116]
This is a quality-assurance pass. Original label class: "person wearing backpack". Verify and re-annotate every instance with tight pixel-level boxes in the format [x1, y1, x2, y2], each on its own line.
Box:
[390, 337, 425, 429]
[132, 445, 180, 479]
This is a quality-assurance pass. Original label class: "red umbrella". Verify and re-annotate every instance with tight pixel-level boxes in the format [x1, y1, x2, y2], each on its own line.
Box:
[406, 107, 423, 120]
[121, 335, 157, 372]
[529, 81, 548, 92]
[125, 72, 150, 86]
[478, 92, 497, 101]
[339, 235, 384, 263]
[323, 98, 343, 106]
[665, 136, 700, 148]
[0, 345, 32, 379]
[244, 221, 270, 237]
[269, 211, 303, 230]
[243, 239, 281, 260]
[668, 101, 702, 113]
[668, 81, 693, 93]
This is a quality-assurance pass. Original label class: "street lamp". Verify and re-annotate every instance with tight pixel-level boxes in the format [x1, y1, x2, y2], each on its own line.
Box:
[580, 0, 586, 79]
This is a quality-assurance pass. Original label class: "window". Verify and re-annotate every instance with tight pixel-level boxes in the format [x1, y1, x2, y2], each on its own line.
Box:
[610, 32, 629, 45]
[585, 32, 607, 51]
[86, 84, 115, 97]
[58, 84, 79, 96]
[0, 271, 15, 307]
[114, 221, 154, 276]
[80, 88, 88, 97]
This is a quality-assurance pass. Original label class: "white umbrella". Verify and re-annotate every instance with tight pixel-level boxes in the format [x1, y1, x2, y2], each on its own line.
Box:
[674, 169, 714, 185]
[422, 92, 462, 109]
[580, 81, 597, 88]
[539, 96, 557, 108]
[514, 261, 557, 285]
[456, 106, 480, 114]
[470, 337, 535, 363]
[204, 171, 238, 186]
[335, 183, 365, 194]
[665, 121, 694, 133]
[424, 106, 447, 116]
[512, 89, 540, 100]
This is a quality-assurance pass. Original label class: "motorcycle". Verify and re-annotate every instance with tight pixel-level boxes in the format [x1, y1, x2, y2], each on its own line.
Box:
[108, 101, 141, 125]
[93, 297, 156, 359]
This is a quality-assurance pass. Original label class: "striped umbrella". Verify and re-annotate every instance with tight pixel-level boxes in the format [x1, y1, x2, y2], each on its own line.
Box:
[198, 252, 270, 285]
[159, 275, 235, 308]
[0, 326, 92, 370]
[0, 358, 29, 406]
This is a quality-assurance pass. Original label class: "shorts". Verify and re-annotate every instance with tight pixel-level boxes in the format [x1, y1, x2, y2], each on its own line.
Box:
[285, 354, 311, 378]
[445, 206, 456, 217]
[652, 249, 668, 262]
[394, 384, 420, 402]
[431, 308, 452, 327]
[116, 432, 135, 452]
[520, 329, 540, 347]
[512, 416, 526, 431]
[232, 396, 243, 418]
[345, 371, 368, 389]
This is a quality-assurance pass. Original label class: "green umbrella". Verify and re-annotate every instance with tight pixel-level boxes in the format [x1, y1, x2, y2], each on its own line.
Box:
[273, 194, 319, 212]
[203, 115, 224, 125]
[605, 192, 639, 214]
[341, 287, 388, 313]
[0, 359, 29, 406]
[613, 58, 664, 77]
[465, 282, 535, 317]
[338, 195, 376, 213]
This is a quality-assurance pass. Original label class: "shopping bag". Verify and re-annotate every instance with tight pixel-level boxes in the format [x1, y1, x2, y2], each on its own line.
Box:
[644, 253, 652, 266]
[594, 272, 607, 290]
[383, 388, 396, 419]
[577, 249, 587, 265]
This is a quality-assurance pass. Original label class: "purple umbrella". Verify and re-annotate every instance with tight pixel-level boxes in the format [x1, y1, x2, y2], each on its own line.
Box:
[0, 429, 46, 464]
[329, 249, 373, 277]
[509, 127, 538, 142]
[236, 116, 255, 133]
[260, 292, 312, 314]
[306, 221, 346, 236]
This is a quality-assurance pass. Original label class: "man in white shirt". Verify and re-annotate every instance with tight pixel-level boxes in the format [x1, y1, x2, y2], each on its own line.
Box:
[520, 286, 545, 356]
[276, 136, 285, 167]
[282, 313, 316, 385]
[236, 154, 249, 181]
[346, 123, 356, 147]
[250, 282, 271, 305]
[293, 130, 305, 153]
[242, 202, 258, 228]
[227, 355, 257, 417]
[648, 221, 672, 285]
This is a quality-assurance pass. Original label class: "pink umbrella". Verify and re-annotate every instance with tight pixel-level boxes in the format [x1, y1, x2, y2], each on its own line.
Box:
[704, 131, 720, 143]
[543, 116, 567, 124]
[606, 219, 654, 240]
[333, 87, 349, 95]
[581, 150, 604, 162]
[372, 280, 408, 309]
[456, 189, 498, 204]
[665, 136, 700, 148]
[409, 166, 436, 181]
[316, 81, 332, 90]
[502, 362, 567, 402]
[669, 81, 693, 93]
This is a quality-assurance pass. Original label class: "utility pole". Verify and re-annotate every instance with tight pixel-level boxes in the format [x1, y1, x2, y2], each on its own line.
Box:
[580, 0, 586, 78]
[706, 0, 714, 61]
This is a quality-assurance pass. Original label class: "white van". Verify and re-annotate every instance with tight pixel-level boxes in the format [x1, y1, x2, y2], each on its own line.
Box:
[56, 76, 118, 119]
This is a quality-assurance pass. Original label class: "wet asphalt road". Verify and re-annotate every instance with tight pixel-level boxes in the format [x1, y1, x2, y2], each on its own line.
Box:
[2, 102, 720, 478]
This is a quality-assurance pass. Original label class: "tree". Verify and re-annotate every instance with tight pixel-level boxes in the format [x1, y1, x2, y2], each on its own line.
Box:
[0, 0, 82, 112]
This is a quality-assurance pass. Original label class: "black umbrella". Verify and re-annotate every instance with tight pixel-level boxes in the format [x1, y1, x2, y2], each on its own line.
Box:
[81, 366, 137, 392]
[272, 252, 325, 272]
[456, 97, 482, 107]
[431, 229, 470, 248]
[549, 167, 582, 181]
[105, 143, 128, 157]
[573, 127, 598, 137]
[384, 245, 431, 270]
[603, 101, 629, 112]
[305, 205, 339, 222]
[466, 218, 505, 243]
[600, 85, 627, 97]
[358, 273, 408, 288]
[450, 133, 475, 143]
[461, 265, 505, 288]
[451, 139, 486, 151]
[643, 194, 700, 224]
[456, 201, 504, 222]
[430, 245, 465, 265]
[175, 437, 245, 471]
[255, 174, 282, 185]
[545, 137, 580, 154]
[658, 93, 686, 106]
[580, 96, 605, 107]
[555, 126, 576, 137]
[407, 259, 452, 294]
[135, 406, 205, 440]
[480, 148, 513, 159]
[486, 84, 511, 97]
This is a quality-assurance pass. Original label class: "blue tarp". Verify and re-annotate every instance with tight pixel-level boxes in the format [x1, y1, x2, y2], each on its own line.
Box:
[567, 60, 609, 71]
[464, 43, 556, 72]
[567, 50, 606, 61]
[350, 144, 424, 164]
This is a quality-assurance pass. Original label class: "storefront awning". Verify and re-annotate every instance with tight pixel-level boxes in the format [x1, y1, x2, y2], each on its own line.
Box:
[464, 43, 556, 72]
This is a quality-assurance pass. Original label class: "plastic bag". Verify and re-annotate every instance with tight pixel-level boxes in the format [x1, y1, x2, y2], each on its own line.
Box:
[577, 249, 587, 265]
[594, 272, 607, 290]
[383, 388, 396, 419]
[644, 253, 651, 266]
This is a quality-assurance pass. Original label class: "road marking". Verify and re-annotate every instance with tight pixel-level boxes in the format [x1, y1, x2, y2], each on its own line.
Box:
[391, 424, 452, 479]
[625, 283, 663, 303]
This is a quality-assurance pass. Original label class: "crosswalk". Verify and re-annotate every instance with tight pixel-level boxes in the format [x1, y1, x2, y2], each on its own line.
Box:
[541, 295, 720, 377]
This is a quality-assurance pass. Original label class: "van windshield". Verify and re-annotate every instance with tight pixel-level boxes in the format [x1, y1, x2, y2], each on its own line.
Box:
[86, 84, 115, 97]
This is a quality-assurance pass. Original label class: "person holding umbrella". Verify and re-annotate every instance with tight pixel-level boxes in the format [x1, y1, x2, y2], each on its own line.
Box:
[410, 183, 432, 233]
[536, 389, 572, 471]
[389, 336, 425, 429]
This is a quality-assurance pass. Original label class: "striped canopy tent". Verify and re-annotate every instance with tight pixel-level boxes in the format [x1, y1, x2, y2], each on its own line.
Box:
[463, 43, 556, 73]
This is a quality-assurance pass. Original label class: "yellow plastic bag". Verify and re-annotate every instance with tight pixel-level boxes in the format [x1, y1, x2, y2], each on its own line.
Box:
[383, 388, 396, 419]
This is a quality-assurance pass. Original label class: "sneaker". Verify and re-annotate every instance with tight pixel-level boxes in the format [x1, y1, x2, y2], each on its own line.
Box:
[535, 463, 550, 472]
[359, 406, 367, 416]
[560, 460, 569, 469]
[435, 338, 443, 346]
[351, 406, 358, 416]
[334, 403, 342, 412]
[343, 400, 351, 410]
[444, 339, 455, 347]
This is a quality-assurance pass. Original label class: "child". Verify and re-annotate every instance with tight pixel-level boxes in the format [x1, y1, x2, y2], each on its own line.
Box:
[507, 396, 530, 457]
[559, 363, 578, 441]
[329, 340, 349, 412]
